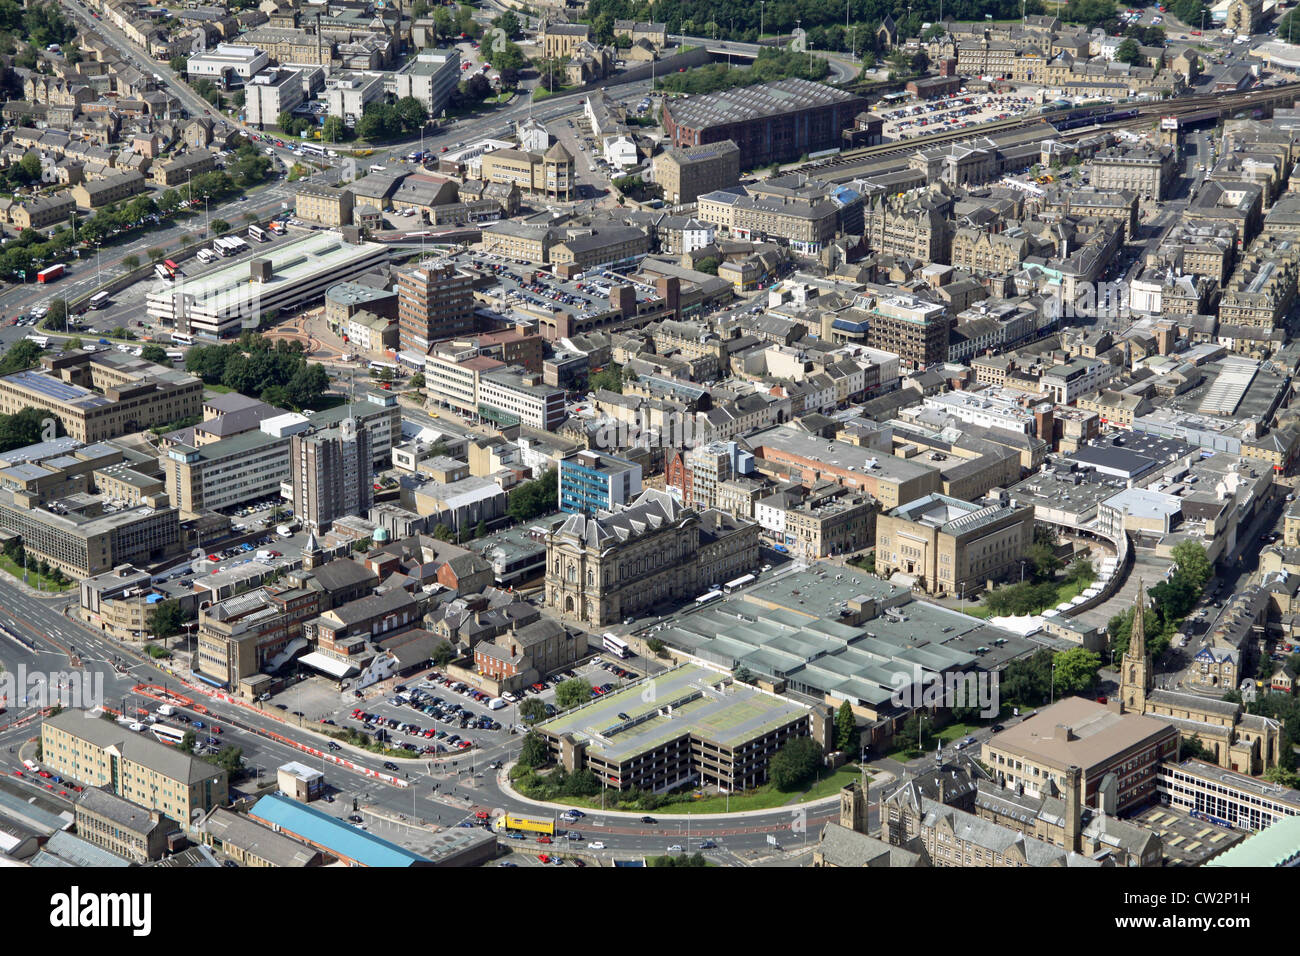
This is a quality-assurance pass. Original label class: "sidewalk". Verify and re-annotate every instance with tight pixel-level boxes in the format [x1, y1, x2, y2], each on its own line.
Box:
[494, 762, 895, 822]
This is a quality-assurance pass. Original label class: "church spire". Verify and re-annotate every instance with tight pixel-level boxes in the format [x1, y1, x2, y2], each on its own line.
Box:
[1120, 579, 1152, 714]
[1129, 579, 1146, 660]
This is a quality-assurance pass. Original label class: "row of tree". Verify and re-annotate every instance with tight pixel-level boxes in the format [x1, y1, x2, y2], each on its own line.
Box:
[580, 0, 1044, 47]
[184, 337, 331, 411]
[1, 537, 69, 585]
[654, 47, 831, 95]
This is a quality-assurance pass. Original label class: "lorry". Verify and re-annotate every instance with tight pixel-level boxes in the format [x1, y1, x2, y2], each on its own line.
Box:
[36, 263, 65, 283]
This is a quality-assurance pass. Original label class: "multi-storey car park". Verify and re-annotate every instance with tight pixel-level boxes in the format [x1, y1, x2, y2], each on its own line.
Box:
[534, 662, 824, 792]
[146, 230, 390, 338]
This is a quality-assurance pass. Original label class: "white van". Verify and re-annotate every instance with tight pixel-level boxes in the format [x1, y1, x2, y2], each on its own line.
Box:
[276, 524, 293, 537]
[488, 697, 507, 710]
[156, 704, 175, 716]
[22, 759, 37, 772]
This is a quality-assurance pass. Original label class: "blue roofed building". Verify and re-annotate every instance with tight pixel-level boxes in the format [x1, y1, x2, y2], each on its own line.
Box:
[249, 793, 432, 867]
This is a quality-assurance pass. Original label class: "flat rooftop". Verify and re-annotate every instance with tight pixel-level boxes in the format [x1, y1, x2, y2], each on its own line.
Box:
[536, 663, 810, 764]
[988, 697, 1174, 772]
[147, 231, 387, 308]
[746, 424, 939, 484]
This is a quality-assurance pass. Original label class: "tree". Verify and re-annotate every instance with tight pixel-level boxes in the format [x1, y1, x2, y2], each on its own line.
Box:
[462, 73, 492, 101]
[506, 468, 557, 522]
[1064, 555, 1096, 587]
[169, 56, 187, 74]
[210, 219, 231, 235]
[147, 247, 166, 263]
[835, 700, 858, 755]
[140, 344, 171, 365]
[0, 340, 44, 375]
[122, 254, 140, 271]
[1027, 541, 1061, 582]
[18, 152, 41, 183]
[433, 642, 456, 666]
[410, 372, 425, 389]
[180, 730, 196, 754]
[1053, 648, 1102, 697]
[208, 745, 244, 775]
[1001, 648, 1056, 706]
[492, 10, 520, 38]
[1181, 733, 1216, 762]
[555, 677, 592, 710]
[588, 365, 624, 394]
[645, 637, 666, 657]
[518, 731, 549, 768]
[695, 256, 720, 275]
[1115, 37, 1142, 66]
[769, 736, 822, 790]
[1171, 540, 1212, 592]
[394, 96, 428, 132]
[46, 298, 66, 331]
[322, 116, 349, 143]
[519, 698, 548, 723]
[147, 599, 189, 641]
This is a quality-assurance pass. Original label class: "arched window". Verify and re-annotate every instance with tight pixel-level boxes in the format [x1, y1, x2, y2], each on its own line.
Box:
[587, 569, 594, 587]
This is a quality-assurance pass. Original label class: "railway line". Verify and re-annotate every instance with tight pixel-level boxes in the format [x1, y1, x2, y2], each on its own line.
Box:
[798, 82, 1300, 181]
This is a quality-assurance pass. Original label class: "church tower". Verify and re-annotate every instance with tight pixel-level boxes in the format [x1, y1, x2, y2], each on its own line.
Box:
[838, 766, 871, 834]
[1120, 581, 1152, 714]
[302, 529, 323, 571]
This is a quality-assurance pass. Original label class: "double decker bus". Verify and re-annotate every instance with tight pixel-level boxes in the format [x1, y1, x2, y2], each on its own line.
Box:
[88, 291, 110, 310]
[248, 224, 269, 242]
[602, 632, 630, 660]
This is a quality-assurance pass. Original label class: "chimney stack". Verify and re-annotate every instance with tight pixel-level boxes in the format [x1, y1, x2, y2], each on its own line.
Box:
[1065, 764, 1083, 853]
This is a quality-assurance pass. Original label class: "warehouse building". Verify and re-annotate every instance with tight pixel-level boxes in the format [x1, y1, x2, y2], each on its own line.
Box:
[662, 78, 870, 168]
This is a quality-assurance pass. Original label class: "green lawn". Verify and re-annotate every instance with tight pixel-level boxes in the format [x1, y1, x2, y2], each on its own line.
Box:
[205, 384, 234, 394]
[524, 764, 866, 815]
[882, 718, 1010, 763]
[966, 575, 1091, 619]
[0, 554, 72, 591]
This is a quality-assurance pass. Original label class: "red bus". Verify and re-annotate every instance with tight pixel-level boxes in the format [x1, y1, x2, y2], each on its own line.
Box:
[35, 264, 64, 283]
[162, 259, 180, 276]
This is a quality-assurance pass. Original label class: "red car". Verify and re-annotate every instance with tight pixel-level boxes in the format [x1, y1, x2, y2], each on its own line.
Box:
[12, 771, 22, 777]
[537, 853, 550, 863]
[37, 770, 51, 778]
[537, 835, 552, 844]
[207, 554, 220, 562]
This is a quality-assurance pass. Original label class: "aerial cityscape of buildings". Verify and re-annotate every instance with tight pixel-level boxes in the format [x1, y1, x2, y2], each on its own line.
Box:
[0, 0, 1294, 910]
